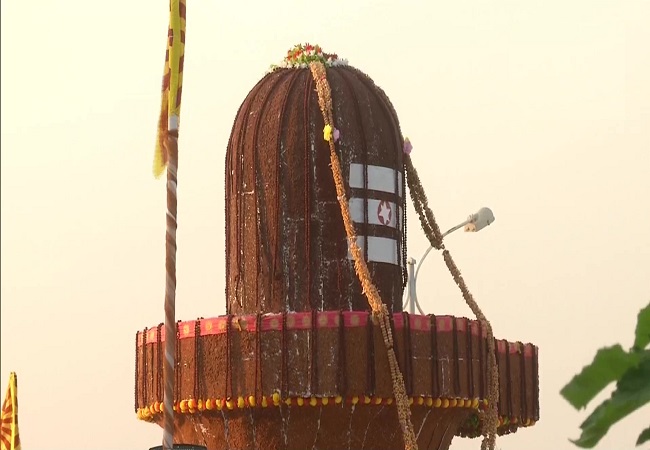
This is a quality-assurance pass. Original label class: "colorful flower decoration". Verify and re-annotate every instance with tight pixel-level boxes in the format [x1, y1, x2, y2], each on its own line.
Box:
[324, 125, 340, 143]
[269, 43, 349, 72]
[323, 125, 332, 142]
[403, 137, 413, 155]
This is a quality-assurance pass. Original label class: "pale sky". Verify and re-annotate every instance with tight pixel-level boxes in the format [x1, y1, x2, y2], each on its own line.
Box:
[1, 1, 649, 449]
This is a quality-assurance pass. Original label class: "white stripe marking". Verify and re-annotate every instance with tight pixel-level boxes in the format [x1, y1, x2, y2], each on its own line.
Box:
[349, 163, 403, 197]
[349, 198, 402, 229]
[348, 236, 400, 266]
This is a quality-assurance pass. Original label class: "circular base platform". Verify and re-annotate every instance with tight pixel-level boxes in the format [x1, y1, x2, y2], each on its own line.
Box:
[134, 311, 539, 449]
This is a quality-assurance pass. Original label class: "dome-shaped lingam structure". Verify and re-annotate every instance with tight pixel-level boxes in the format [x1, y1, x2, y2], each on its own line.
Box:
[134, 45, 539, 450]
[225, 46, 407, 315]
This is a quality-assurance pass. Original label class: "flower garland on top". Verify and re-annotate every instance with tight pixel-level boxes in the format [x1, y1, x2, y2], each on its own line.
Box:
[269, 43, 349, 72]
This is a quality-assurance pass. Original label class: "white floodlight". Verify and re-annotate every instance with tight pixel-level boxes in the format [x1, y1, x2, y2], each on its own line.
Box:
[463, 207, 495, 233]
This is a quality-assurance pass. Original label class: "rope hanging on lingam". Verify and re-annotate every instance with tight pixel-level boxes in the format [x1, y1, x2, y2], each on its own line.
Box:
[304, 47, 500, 450]
[308, 60, 419, 450]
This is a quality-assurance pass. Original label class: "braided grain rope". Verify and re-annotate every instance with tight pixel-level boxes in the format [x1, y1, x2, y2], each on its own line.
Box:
[404, 155, 499, 450]
[308, 61, 418, 450]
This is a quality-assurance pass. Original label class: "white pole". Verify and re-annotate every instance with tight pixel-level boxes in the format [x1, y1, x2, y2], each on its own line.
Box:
[407, 218, 473, 314]
[406, 257, 416, 314]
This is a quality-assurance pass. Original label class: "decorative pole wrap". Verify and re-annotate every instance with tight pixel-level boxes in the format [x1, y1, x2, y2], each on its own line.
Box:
[153, 1, 185, 449]
[162, 135, 178, 450]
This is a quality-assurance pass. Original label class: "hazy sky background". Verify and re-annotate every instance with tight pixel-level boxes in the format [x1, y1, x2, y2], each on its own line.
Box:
[1, 1, 649, 449]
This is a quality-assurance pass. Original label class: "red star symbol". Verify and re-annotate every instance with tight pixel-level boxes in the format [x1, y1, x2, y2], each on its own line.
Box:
[377, 201, 392, 225]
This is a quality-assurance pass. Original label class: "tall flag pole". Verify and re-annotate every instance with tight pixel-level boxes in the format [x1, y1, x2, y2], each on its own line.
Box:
[154, 1, 186, 449]
[1, 372, 21, 450]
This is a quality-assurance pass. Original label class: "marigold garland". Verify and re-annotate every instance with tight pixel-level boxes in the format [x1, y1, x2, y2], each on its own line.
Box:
[136, 394, 537, 435]
[137, 394, 483, 417]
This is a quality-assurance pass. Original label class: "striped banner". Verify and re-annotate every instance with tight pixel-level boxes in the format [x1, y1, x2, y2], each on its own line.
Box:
[348, 163, 403, 266]
[153, 0, 187, 178]
[349, 163, 403, 197]
[1, 373, 20, 450]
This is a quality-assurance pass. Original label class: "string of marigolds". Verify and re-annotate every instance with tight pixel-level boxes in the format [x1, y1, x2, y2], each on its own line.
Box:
[136, 394, 537, 426]
[308, 61, 418, 450]
[138, 394, 480, 414]
[403, 154, 500, 450]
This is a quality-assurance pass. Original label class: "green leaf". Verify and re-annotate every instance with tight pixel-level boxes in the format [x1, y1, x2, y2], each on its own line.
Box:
[637, 425, 650, 446]
[561, 345, 642, 409]
[571, 355, 650, 448]
[634, 302, 650, 351]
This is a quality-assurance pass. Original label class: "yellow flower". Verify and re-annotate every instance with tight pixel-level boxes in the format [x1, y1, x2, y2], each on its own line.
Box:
[323, 124, 333, 142]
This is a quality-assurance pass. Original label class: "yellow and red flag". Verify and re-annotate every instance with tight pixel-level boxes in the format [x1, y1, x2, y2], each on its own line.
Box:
[1, 373, 20, 450]
[153, 0, 187, 178]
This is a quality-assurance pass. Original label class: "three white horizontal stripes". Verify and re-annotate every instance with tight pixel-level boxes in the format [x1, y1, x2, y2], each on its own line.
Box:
[347, 163, 403, 266]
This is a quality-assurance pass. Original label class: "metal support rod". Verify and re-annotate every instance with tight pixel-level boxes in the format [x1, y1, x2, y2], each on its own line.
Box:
[405, 219, 471, 314]
[406, 258, 417, 314]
